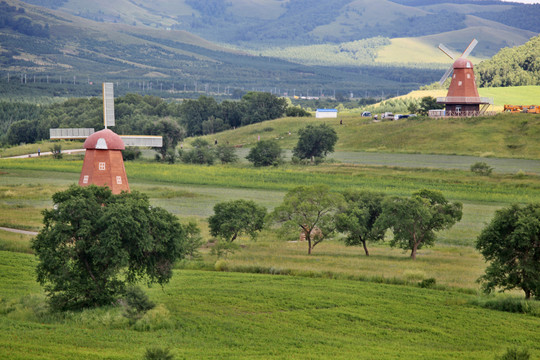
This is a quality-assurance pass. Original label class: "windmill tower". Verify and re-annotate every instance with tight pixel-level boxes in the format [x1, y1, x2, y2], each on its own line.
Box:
[50, 83, 163, 193]
[79, 128, 129, 194]
[436, 39, 493, 116]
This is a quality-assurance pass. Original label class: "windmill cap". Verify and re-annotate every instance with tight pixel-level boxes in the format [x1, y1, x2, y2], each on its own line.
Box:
[453, 58, 473, 69]
[83, 129, 125, 150]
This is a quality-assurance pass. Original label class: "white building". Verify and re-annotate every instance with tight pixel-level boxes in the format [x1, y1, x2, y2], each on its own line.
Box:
[315, 109, 338, 118]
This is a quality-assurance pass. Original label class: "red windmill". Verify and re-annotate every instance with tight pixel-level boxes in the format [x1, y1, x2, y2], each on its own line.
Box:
[79, 129, 130, 194]
[436, 39, 493, 116]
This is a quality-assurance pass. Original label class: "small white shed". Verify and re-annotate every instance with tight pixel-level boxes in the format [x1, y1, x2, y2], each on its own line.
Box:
[316, 109, 338, 118]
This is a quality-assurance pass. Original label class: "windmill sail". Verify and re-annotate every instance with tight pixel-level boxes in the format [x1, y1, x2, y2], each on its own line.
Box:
[460, 39, 478, 59]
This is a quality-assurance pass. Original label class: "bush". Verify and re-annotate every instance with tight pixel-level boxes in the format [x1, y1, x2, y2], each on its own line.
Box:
[418, 278, 437, 288]
[122, 148, 141, 161]
[470, 162, 493, 175]
[144, 346, 175, 360]
[286, 106, 311, 117]
[133, 304, 174, 331]
[124, 286, 155, 313]
[180, 138, 215, 165]
[246, 139, 282, 167]
[215, 144, 238, 164]
[50, 144, 62, 159]
[495, 347, 530, 360]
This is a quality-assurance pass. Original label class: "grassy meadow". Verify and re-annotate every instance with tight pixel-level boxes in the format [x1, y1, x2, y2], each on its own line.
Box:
[1, 110, 540, 358]
[196, 112, 540, 159]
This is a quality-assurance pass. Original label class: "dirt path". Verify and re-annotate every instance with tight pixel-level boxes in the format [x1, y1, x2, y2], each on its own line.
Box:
[0, 227, 38, 236]
[2, 149, 85, 159]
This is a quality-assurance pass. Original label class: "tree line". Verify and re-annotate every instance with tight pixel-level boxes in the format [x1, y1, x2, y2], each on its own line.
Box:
[0, 91, 308, 147]
[209, 185, 539, 299]
[477, 35, 540, 87]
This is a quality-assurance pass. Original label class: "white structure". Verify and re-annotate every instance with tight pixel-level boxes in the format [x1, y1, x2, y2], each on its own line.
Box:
[316, 109, 338, 119]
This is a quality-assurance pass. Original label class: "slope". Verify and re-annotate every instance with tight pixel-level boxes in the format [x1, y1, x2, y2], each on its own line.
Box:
[1, 0, 440, 97]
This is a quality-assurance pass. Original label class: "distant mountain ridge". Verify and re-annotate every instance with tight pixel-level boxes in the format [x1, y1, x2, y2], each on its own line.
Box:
[1, 0, 538, 98]
[20, 0, 539, 55]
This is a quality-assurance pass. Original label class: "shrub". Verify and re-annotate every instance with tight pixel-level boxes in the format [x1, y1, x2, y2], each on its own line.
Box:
[134, 304, 174, 331]
[495, 347, 530, 360]
[246, 139, 282, 167]
[144, 346, 175, 360]
[124, 286, 155, 313]
[418, 278, 437, 288]
[50, 144, 62, 159]
[122, 148, 141, 161]
[470, 162, 493, 175]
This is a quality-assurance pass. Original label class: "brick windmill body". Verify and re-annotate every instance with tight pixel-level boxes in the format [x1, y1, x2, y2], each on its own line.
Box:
[436, 39, 493, 116]
[50, 83, 163, 194]
[79, 129, 129, 194]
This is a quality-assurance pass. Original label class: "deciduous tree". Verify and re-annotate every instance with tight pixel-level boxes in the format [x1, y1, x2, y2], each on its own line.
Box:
[271, 185, 344, 254]
[335, 190, 386, 256]
[375, 189, 462, 259]
[32, 185, 193, 310]
[208, 199, 267, 243]
[293, 124, 338, 163]
[476, 203, 540, 299]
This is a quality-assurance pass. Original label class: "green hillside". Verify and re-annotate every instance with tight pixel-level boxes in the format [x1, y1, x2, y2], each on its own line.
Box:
[0, 0, 441, 97]
[201, 109, 540, 159]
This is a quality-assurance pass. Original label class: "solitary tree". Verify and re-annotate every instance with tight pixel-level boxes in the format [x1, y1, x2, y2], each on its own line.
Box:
[293, 124, 338, 163]
[375, 189, 462, 259]
[208, 199, 267, 243]
[150, 118, 185, 161]
[32, 185, 192, 310]
[271, 185, 344, 254]
[335, 190, 386, 256]
[246, 139, 282, 167]
[476, 203, 540, 299]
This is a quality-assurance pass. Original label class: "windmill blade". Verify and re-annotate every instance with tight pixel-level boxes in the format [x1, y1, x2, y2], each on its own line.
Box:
[461, 38, 478, 59]
[439, 65, 454, 86]
[438, 43, 456, 60]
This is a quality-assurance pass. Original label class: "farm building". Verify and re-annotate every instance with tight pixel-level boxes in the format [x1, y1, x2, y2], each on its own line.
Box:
[316, 109, 338, 118]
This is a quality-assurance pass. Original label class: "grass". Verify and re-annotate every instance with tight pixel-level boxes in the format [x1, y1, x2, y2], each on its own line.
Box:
[1, 157, 540, 359]
[1, 251, 539, 360]
[0, 140, 84, 158]
[196, 112, 540, 159]
[2, 159, 540, 205]
[0, 230, 34, 254]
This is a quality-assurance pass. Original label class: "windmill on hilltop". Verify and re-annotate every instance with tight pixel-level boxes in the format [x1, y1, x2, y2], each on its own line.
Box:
[435, 39, 493, 117]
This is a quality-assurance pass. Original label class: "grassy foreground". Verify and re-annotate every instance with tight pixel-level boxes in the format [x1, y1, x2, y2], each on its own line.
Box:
[1, 251, 539, 360]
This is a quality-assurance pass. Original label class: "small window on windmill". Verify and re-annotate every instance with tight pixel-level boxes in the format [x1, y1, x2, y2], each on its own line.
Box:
[99, 162, 106, 171]
[458, 81, 463, 86]
[83, 175, 89, 184]
[467, 74, 471, 79]
[116, 176, 122, 185]
[453, 74, 456, 79]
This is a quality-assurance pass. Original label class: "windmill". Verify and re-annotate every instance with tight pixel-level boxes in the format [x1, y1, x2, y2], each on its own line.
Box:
[50, 83, 163, 193]
[435, 39, 493, 117]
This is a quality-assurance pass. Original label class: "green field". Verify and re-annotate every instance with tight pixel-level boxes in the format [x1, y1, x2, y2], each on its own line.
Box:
[1, 251, 539, 360]
[2, 112, 540, 359]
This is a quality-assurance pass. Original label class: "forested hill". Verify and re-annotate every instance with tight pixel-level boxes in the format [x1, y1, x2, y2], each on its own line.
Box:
[477, 35, 540, 87]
